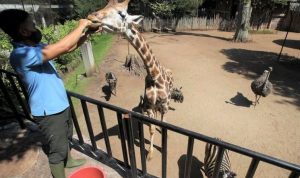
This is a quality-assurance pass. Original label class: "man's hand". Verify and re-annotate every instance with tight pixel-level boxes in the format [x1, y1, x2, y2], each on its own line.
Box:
[78, 19, 92, 29]
[79, 19, 103, 34]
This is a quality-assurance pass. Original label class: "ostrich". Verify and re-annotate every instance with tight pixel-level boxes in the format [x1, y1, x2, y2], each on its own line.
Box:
[105, 72, 117, 96]
[251, 67, 273, 106]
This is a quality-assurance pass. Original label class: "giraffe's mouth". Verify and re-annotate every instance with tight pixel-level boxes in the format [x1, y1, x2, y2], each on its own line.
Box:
[91, 20, 101, 24]
[89, 22, 102, 30]
[86, 15, 103, 31]
[101, 23, 124, 33]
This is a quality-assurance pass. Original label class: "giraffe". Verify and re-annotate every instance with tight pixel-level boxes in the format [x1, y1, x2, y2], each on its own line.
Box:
[87, 0, 174, 160]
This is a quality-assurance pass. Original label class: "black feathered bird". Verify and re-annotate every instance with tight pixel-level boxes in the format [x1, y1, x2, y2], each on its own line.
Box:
[105, 72, 117, 96]
[171, 87, 184, 103]
[251, 67, 273, 106]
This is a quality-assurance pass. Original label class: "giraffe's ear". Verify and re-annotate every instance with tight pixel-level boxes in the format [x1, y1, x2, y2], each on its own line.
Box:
[127, 15, 143, 25]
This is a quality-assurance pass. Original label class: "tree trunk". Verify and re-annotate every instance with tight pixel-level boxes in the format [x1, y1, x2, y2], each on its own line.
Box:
[233, 0, 252, 42]
[267, 10, 273, 29]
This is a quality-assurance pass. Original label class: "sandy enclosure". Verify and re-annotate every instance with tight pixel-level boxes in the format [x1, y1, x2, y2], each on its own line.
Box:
[75, 30, 300, 178]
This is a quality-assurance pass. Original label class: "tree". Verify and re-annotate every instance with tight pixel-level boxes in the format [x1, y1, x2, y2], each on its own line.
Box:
[173, 0, 204, 17]
[251, 0, 289, 30]
[72, 0, 107, 19]
[170, 0, 204, 31]
[234, 0, 290, 42]
[149, 1, 175, 18]
[128, 0, 205, 19]
[233, 0, 252, 42]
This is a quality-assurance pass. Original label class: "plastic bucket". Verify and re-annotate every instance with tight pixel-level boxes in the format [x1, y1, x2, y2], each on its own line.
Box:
[68, 166, 106, 178]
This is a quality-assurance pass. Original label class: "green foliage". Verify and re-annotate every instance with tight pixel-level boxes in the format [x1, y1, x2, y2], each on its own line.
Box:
[0, 31, 12, 51]
[41, 20, 81, 74]
[249, 29, 275, 34]
[150, 1, 175, 18]
[90, 34, 114, 64]
[134, 0, 204, 18]
[252, 0, 289, 9]
[64, 34, 113, 93]
[147, 0, 204, 18]
[173, 0, 204, 17]
[174, 0, 203, 10]
[41, 20, 77, 44]
[0, 31, 12, 71]
[73, 0, 107, 19]
[271, 0, 288, 5]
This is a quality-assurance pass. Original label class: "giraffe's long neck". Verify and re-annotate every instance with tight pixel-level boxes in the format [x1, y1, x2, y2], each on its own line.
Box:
[124, 26, 161, 80]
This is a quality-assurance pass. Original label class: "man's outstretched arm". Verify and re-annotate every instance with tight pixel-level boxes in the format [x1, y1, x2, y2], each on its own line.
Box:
[41, 19, 92, 62]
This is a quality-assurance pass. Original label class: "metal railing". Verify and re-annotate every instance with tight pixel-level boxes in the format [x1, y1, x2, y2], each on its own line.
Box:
[66, 91, 300, 178]
[0, 69, 33, 128]
[1, 69, 300, 178]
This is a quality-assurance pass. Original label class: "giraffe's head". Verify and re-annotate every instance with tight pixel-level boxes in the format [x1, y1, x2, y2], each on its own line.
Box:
[87, 0, 143, 33]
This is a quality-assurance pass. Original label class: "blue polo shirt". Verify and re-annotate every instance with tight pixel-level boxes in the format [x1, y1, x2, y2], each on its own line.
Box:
[9, 42, 69, 117]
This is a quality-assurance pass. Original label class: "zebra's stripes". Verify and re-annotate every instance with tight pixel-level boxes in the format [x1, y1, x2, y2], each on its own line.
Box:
[204, 138, 236, 178]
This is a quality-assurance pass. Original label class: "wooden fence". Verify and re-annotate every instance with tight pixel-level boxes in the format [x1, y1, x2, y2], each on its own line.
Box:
[141, 13, 299, 32]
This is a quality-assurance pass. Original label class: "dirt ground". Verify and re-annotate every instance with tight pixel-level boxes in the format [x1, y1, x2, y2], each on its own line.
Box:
[75, 30, 300, 178]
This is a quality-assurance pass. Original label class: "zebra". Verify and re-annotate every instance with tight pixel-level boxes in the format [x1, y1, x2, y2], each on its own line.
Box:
[105, 72, 117, 96]
[204, 138, 236, 178]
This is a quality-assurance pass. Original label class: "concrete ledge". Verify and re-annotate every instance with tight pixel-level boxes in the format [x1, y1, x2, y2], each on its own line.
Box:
[0, 122, 126, 178]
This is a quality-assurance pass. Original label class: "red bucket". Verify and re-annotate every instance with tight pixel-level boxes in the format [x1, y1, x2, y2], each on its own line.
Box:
[68, 166, 106, 178]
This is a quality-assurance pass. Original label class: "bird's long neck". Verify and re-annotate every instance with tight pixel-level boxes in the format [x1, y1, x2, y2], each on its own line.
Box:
[263, 71, 271, 88]
[124, 26, 161, 80]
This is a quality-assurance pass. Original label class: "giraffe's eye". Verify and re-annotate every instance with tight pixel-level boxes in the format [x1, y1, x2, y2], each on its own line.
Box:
[118, 11, 126, 19]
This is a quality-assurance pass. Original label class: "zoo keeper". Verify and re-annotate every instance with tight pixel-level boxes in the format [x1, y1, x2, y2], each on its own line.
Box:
[0, 9, 100, 178]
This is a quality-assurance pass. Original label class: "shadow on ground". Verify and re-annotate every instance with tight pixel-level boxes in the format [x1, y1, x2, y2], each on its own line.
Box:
[94, 104, 163, 157]
[273, 39, 300, 50]
[174, 31, 232, 41]
[177, 154, 204, 178]
[221, 48, 300, 110]
[102, 85, 112, 101]
[225, 92, 253, 107]
[0, 121, 41, 161]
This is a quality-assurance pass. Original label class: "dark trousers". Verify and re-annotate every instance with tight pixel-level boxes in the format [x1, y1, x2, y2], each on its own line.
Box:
[34, 107, 73, 164]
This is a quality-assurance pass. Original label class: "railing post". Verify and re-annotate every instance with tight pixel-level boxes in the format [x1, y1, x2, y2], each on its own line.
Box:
[246, 158, 260, 178]
[15, 73, 29, 101]
[117, 112, 129, 167]
[212, 146, 225, 178]
[6, 75, 32, 121]
[184, 137, 194, 178]
[138, 120, 147, 176]
[97, 106, 112, 158]
[0, 78, 25, 129]
[289, 171, 300, 178]
[81, 100, 97, 151]
[67, 94, 84, 145]
[162, 128, 168, 178]
[124, 114, 138, 178]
